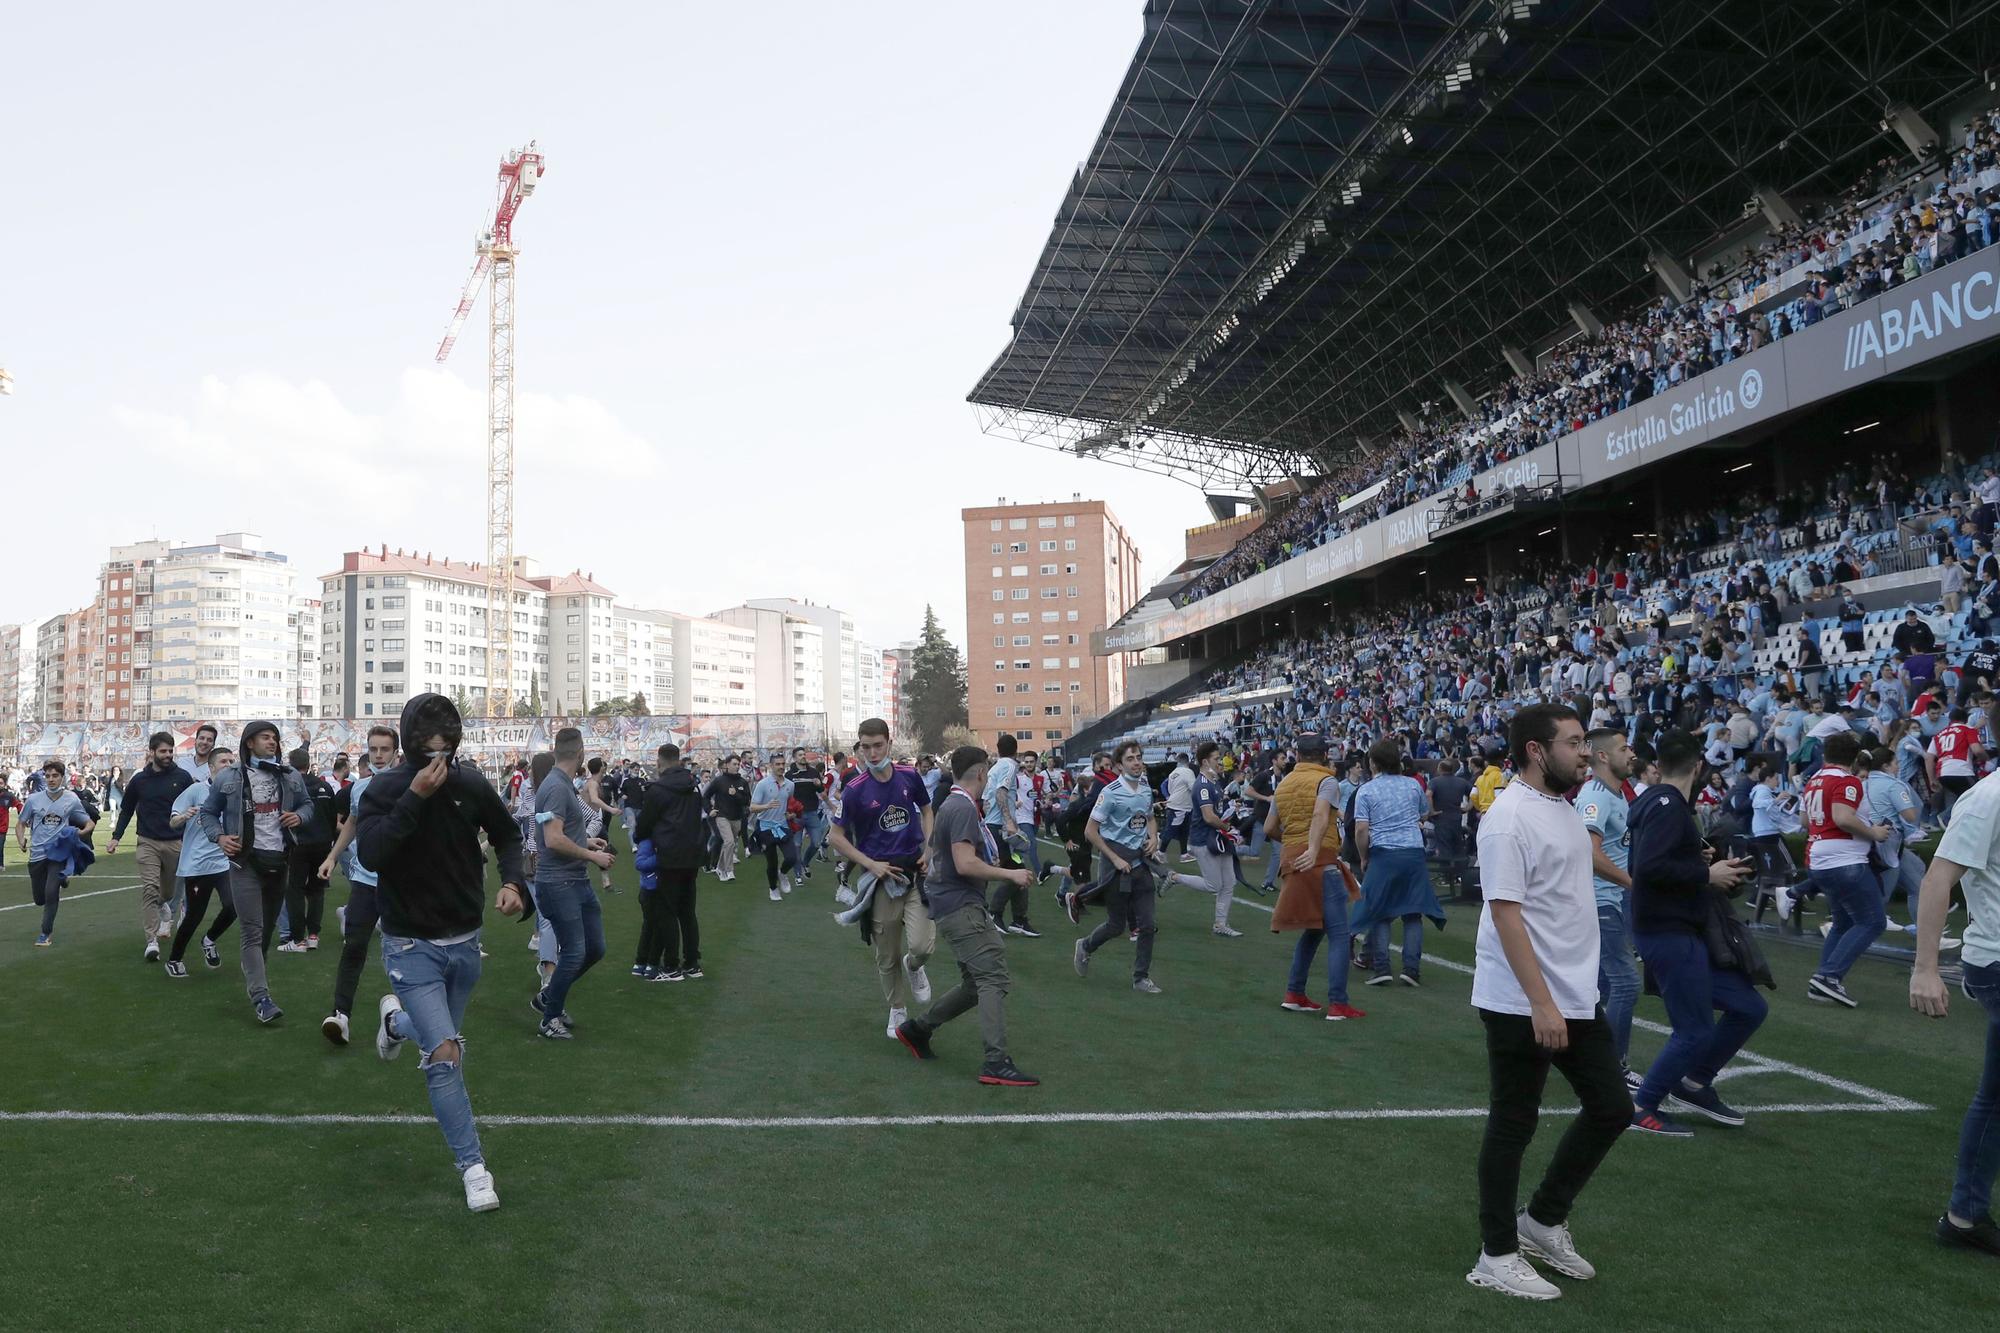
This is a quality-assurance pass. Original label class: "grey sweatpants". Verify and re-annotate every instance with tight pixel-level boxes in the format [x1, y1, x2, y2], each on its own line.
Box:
[228, 859, 288, 1004]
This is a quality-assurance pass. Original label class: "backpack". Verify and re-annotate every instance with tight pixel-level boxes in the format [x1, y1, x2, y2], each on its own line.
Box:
[302, 774, 339, 846]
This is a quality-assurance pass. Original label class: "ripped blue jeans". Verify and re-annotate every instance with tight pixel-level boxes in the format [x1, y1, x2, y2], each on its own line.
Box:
[380, 930, 485, 1170]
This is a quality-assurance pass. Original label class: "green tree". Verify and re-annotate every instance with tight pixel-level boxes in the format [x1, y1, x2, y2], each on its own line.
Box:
[905, 604, 967, 752]
[449, 685, 471, 717]
[629, 691, 649, 716]
[527, 675, 542, 717]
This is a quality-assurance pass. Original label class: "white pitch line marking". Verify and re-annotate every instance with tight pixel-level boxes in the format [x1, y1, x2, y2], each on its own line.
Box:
[0, 883, 139, 912]
[0, 1101, 1927, 1130]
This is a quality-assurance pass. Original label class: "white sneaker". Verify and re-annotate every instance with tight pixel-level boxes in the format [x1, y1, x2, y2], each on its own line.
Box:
[144, 940, 160, 962]
[277, 941, 308, 954]
[769, 888, 782, 902]
[1774, 884, 1796, 921]
[905, 957, 932, 1004]
[322, 1011, 351, 1046]
[1212, 924, 1243, 938]
[1466, 1250, 1560, 1301]
[376, 994, 407, 1061]
[462, 1164, 499, 1213]
[1515, 1210, 1595, 1279]
[886, 1006, 907, 1039]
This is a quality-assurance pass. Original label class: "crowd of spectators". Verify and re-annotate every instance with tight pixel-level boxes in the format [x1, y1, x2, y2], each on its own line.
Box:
[1166, 448, 2000, 834]
[1177, 106, 2000, 608]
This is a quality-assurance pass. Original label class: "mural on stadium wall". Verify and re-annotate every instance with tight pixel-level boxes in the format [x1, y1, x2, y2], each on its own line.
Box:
[0, 713, 827, 772]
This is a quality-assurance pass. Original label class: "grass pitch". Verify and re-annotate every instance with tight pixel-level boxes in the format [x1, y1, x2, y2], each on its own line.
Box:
[0, 841, 1991, 1331]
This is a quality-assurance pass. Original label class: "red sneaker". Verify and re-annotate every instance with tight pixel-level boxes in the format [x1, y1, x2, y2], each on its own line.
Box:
[1279, 992, 1324, 1013]
[1324, 1003, 1367, 1021]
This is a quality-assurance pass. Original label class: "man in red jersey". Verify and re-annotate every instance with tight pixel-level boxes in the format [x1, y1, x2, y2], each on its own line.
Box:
[1929, 708, 1987, 817]
[1803, 732, 1893, 1008]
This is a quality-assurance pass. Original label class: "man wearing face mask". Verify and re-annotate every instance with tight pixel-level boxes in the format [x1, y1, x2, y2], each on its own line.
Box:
[827, 717, 936, 1040]
[354, 692, 529, 1214]
[198, 721, 315, 1025]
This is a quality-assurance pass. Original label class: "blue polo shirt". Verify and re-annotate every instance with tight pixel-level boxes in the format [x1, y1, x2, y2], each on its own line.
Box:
[1353, 775, 1426, 851]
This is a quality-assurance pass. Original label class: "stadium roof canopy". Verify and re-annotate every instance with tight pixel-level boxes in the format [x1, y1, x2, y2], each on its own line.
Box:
[969, 0, 2000, 491]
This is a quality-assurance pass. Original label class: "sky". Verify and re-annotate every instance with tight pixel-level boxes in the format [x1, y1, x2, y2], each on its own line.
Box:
[1, 1, 1206, 654]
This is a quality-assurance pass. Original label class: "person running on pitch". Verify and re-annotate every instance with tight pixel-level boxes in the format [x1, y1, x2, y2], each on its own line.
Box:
[828, 717, 939, 1039]
[1077, 740, 1166, 994]
[982, 734, 1038, 935]
[892, 744, 1038, 1085]
[165, 747, 237, 975]
[105, 730, 194, 961]
[1577, 728, 1640, 1087]
[315, 725, 397, 1044]
[19, 760, 96, 947]
[1156, 742, 1244, 936]
[198, 721, 315, 1025]
[529, 727, 615, 1038]
[1625, 731, 1761, 1137]
[1466, 704, 1632, 1302]
[356, 692, 530, 1213]
[1910, 767, 2000, 1257]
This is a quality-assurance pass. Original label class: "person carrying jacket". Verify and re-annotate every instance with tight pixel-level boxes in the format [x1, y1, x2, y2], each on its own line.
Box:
[1626, 730, 1759, 1138]
[198, 720, 315, 1025]
[106, 730, 194, 960]
[1268, 733, 1363, 1020]
[826, 717, 936, 1039]
[353, 691, 528, 1215]
[634, 743, 706, 981]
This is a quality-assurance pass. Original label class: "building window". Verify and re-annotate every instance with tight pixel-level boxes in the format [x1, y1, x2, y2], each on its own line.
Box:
[1010, 589, 1029, 601]
[1039, 564, 1056, 576]
[1014, 707, 1032, 717]
[989, 520, 1001, 531]
[991, 590, 1005, 602]
[1011, 613, 1029, 624]
[1068, 657, 1081, 668]
[1040, 541, 1057, 552]
[1041, 612, 1059, 623]
[994, 685, 1006, 695]
[1008, 519, 1027, 530]
[1063, 516, 1076, 527]
[1042, 657, 1060, 669]
[1064, 539, 1077, 551]
[1038, 517, 1057, 528]
[1015, 682, 1031, 693]
[990, 543, 1002, 554]
[1066, 611, 1079, 621]
[993, 613, 1005, 625]
[990, 566, 1002, 578]
[993, 660, 1005, 671]
[1044, 705, 1063, 716]
[1009, 542, 1026, 553]
[995, 707, 1007, 718]
[992, 636, 1005, 647]
[1009, 565, 1027, 577]
[1014, 660, 1031, 670]
[1070, 682, 1082, 692]
[1064, 563, 1077, 575]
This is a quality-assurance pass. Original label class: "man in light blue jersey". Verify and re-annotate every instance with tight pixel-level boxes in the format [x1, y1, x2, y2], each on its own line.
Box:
[1578, 727, 1639, 1088]
[1077, 741, 1164, 993]
[982, 734, 1037, 936]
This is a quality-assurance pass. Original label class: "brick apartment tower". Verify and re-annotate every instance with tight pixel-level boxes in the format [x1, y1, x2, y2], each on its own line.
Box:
[961, 497, 1142, 753]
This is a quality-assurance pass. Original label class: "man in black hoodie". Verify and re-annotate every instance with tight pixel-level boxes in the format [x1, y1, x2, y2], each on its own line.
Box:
[1626, 730, 1760, 1139]
[354, 693, 528, 1214]
[636, 743, 706, 980]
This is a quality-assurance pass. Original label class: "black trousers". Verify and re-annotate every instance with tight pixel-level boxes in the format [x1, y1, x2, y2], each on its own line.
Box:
[1476, 1007, 1633, 1257]
[169, 871, 234, 962]
[332, 880, 380, 1017]
[284, 842, 332, 942]
[987, 837, 1030, 926]
[638, 868, 699, 971]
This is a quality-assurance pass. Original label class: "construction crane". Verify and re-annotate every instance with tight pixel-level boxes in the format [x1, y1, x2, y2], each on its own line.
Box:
[435, 141, 544, 717]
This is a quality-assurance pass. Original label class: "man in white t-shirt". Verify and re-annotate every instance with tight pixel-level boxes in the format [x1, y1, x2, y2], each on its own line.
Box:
[1910, 769, 2000, 1257]
[1465, 703, 1633, 1303]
